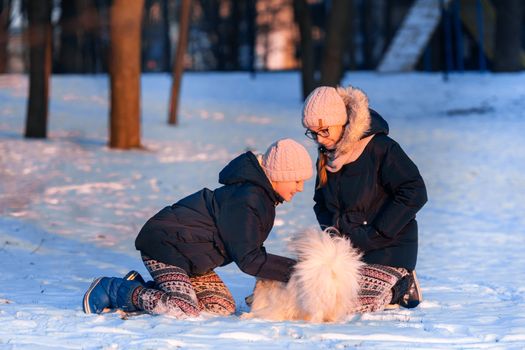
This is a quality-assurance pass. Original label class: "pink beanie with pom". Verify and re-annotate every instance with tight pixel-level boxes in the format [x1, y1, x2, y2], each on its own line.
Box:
[261, 139, 313, 182]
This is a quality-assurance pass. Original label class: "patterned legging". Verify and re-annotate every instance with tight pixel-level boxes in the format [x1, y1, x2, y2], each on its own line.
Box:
[350, 264, 409, 314]
[131, 254, 236, 318]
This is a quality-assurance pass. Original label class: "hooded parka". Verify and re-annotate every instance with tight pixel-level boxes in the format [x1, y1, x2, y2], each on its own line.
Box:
[135, 152, 296, 282]
[313, 87, 427, 271]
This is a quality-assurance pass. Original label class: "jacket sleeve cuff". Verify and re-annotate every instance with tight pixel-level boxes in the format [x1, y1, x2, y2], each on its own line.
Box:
[255, 254, 296, 282]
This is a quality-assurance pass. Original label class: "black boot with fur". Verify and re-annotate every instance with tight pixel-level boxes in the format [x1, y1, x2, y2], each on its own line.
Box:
[390, 270, 422, 309]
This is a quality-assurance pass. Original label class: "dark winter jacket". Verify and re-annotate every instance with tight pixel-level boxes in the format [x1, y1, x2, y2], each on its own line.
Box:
[313, 87, 427, 271]
[135, 152, 296, 282]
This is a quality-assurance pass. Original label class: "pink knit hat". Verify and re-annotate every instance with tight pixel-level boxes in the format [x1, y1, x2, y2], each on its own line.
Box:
[261, 139, 313, 182]
[302, 86, 347, 128]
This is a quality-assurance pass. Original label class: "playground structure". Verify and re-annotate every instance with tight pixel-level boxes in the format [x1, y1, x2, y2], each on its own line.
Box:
[378, 0, 525, 72]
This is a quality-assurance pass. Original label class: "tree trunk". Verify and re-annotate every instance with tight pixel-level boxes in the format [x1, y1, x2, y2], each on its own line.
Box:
[25, 0, 52, 139]
[216, 0, 227, 70]
[360, 0, 373, 69]
[94, 0, 110, 73]
[293, 0, 315, 100]
[161, 0, 171, 72]
[320, 0, 352, 86]
[109, 0, 144, 149]
[57, 1, 79, 73]
[383, 0, 393, 57]
[493, 0, 523, 71]
[0, 0, 11, 74]
[168, 0, 191, 125]
[76, 0, 99, 73]
[56, 0, 98, 73]
[245, 0, 256, 75]
[227, 0, 240, 70]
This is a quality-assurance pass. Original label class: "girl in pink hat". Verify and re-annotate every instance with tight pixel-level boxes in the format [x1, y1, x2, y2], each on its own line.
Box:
[302, 85, 428, 313]
[83, 139, 313, 317]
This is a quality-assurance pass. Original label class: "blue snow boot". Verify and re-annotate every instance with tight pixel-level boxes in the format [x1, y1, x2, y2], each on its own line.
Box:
[123, 270, 146, 285]
[123, 270, 156, 289]
[82, 277, 142, 314]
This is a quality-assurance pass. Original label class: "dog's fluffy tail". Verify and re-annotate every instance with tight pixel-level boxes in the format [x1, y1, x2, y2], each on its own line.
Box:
[290, 227, 364, 322]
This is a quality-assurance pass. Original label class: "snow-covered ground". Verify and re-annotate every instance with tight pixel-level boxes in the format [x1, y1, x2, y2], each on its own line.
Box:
[0, 72, 524, 349]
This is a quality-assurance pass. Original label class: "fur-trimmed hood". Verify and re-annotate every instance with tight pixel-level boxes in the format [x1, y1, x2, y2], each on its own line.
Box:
[333, 86, 389, 159]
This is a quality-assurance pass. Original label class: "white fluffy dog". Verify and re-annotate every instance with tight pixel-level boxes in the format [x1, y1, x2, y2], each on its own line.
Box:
[242, 227, 363, 323]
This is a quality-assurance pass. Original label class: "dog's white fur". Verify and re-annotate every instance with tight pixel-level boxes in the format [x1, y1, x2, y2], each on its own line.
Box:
[242, 228, 363, 323]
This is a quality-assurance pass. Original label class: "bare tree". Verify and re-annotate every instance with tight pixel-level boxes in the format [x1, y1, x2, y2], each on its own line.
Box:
[56, 0, 101, 74]
[24, 0, 52, 139]
[0, 0, 12, 73]
[493, 0, 523, 72]
[245, 0, 256, 74]
[57, 1, 81, 73]
[293, 0, 315, 99]
[168, 0, 191, 125]
[360, 0, 373, 70]
[108, 0, 144, 149]
[294, 0, 353, 98]
[227, 0, 240, 70]
[321, 0, 353, 86]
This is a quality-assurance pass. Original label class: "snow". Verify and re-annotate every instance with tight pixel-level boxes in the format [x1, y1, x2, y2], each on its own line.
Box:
[1, 71, 525, 349]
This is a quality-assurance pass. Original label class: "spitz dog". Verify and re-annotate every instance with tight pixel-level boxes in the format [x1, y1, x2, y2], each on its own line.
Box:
[242, 228, 363, 322]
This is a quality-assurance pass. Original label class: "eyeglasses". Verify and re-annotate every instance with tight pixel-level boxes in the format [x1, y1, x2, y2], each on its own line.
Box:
[304, 128, 330, 140]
